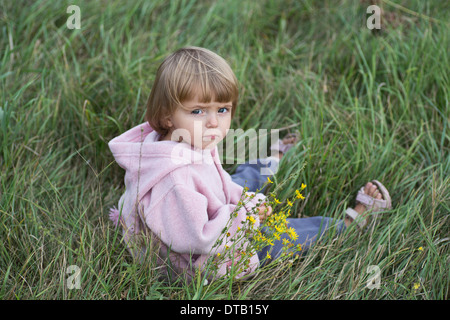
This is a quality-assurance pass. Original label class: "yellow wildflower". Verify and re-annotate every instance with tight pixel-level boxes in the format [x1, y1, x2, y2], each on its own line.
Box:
[418, 247, 423, 251]
[413, 283, 420, 290]
[295, 189, 305, 199]
[217, 253, 221, 257]
[287, 227, 298, 241]
[267, 177, 273, 184]
[256, 233, 266, 243]
[247, 216, 256, 225]
[301, 183, 306, 190]
[287, 199, 293, 207]
[266, 252, 272, 260]
[282, 238, 290, 245]
[274, 198, 281, 205]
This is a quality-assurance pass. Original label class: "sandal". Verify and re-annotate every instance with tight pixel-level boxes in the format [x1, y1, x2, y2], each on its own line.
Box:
[270, 132, 300, 155]
[345, 180, 392, 229]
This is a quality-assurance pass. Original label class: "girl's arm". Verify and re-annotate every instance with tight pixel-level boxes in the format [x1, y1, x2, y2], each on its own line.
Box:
[257, 204, 272, 223]
[144, 183, 259, 255]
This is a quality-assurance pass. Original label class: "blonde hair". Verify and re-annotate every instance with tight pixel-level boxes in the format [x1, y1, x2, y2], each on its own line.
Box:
[145, 47, 239, 136]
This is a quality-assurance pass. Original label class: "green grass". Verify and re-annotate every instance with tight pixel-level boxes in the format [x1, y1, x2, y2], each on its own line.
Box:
[0, 0, 448, 300]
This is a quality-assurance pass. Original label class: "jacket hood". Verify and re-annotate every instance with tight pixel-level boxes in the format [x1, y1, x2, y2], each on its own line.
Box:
[108, 122, 219, 200]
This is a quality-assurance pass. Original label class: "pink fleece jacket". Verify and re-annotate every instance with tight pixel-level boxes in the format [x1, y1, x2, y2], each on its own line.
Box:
[108, 122, 266, 280]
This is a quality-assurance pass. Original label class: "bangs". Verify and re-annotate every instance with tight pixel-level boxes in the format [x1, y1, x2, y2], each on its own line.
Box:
[168, 47, 239, 108]
[178, 70, 238, 105]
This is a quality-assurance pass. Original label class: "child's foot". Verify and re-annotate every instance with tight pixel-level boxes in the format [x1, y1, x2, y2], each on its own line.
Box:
[344, 181, 392, 229]
[270, 133, 300, 159]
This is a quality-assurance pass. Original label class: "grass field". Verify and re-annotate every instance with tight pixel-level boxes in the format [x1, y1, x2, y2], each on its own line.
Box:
[0, 0, 448, 300]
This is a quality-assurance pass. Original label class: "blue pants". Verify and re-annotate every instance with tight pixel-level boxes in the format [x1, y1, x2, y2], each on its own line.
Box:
[231, 158, 280, 193]
[230, 158, 346, 263]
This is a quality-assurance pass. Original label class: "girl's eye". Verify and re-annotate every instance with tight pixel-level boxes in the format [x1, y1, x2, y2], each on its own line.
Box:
[191, 108, 230, 115]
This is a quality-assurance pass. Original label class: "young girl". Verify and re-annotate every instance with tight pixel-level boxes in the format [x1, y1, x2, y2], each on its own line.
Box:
[108, 46, 392, 281]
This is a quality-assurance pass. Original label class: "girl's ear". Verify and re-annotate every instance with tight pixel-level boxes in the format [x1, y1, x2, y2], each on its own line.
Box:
[163, 115, 173, 128]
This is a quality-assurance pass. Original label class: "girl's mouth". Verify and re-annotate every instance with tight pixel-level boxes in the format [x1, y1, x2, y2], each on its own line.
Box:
[203, 135, 217, 141]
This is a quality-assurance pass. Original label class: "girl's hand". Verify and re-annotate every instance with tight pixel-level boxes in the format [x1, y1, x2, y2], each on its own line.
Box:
[257, 204, 272, 223]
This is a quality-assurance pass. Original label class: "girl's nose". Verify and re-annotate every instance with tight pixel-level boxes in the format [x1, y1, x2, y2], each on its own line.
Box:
[206, 114, 218, 128]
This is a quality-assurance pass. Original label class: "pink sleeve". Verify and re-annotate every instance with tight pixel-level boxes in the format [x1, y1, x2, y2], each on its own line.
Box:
[145, 184, 260, 255]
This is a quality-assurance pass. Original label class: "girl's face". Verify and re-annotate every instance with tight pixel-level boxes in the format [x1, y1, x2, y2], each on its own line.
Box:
[163, 92, 232, 150]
